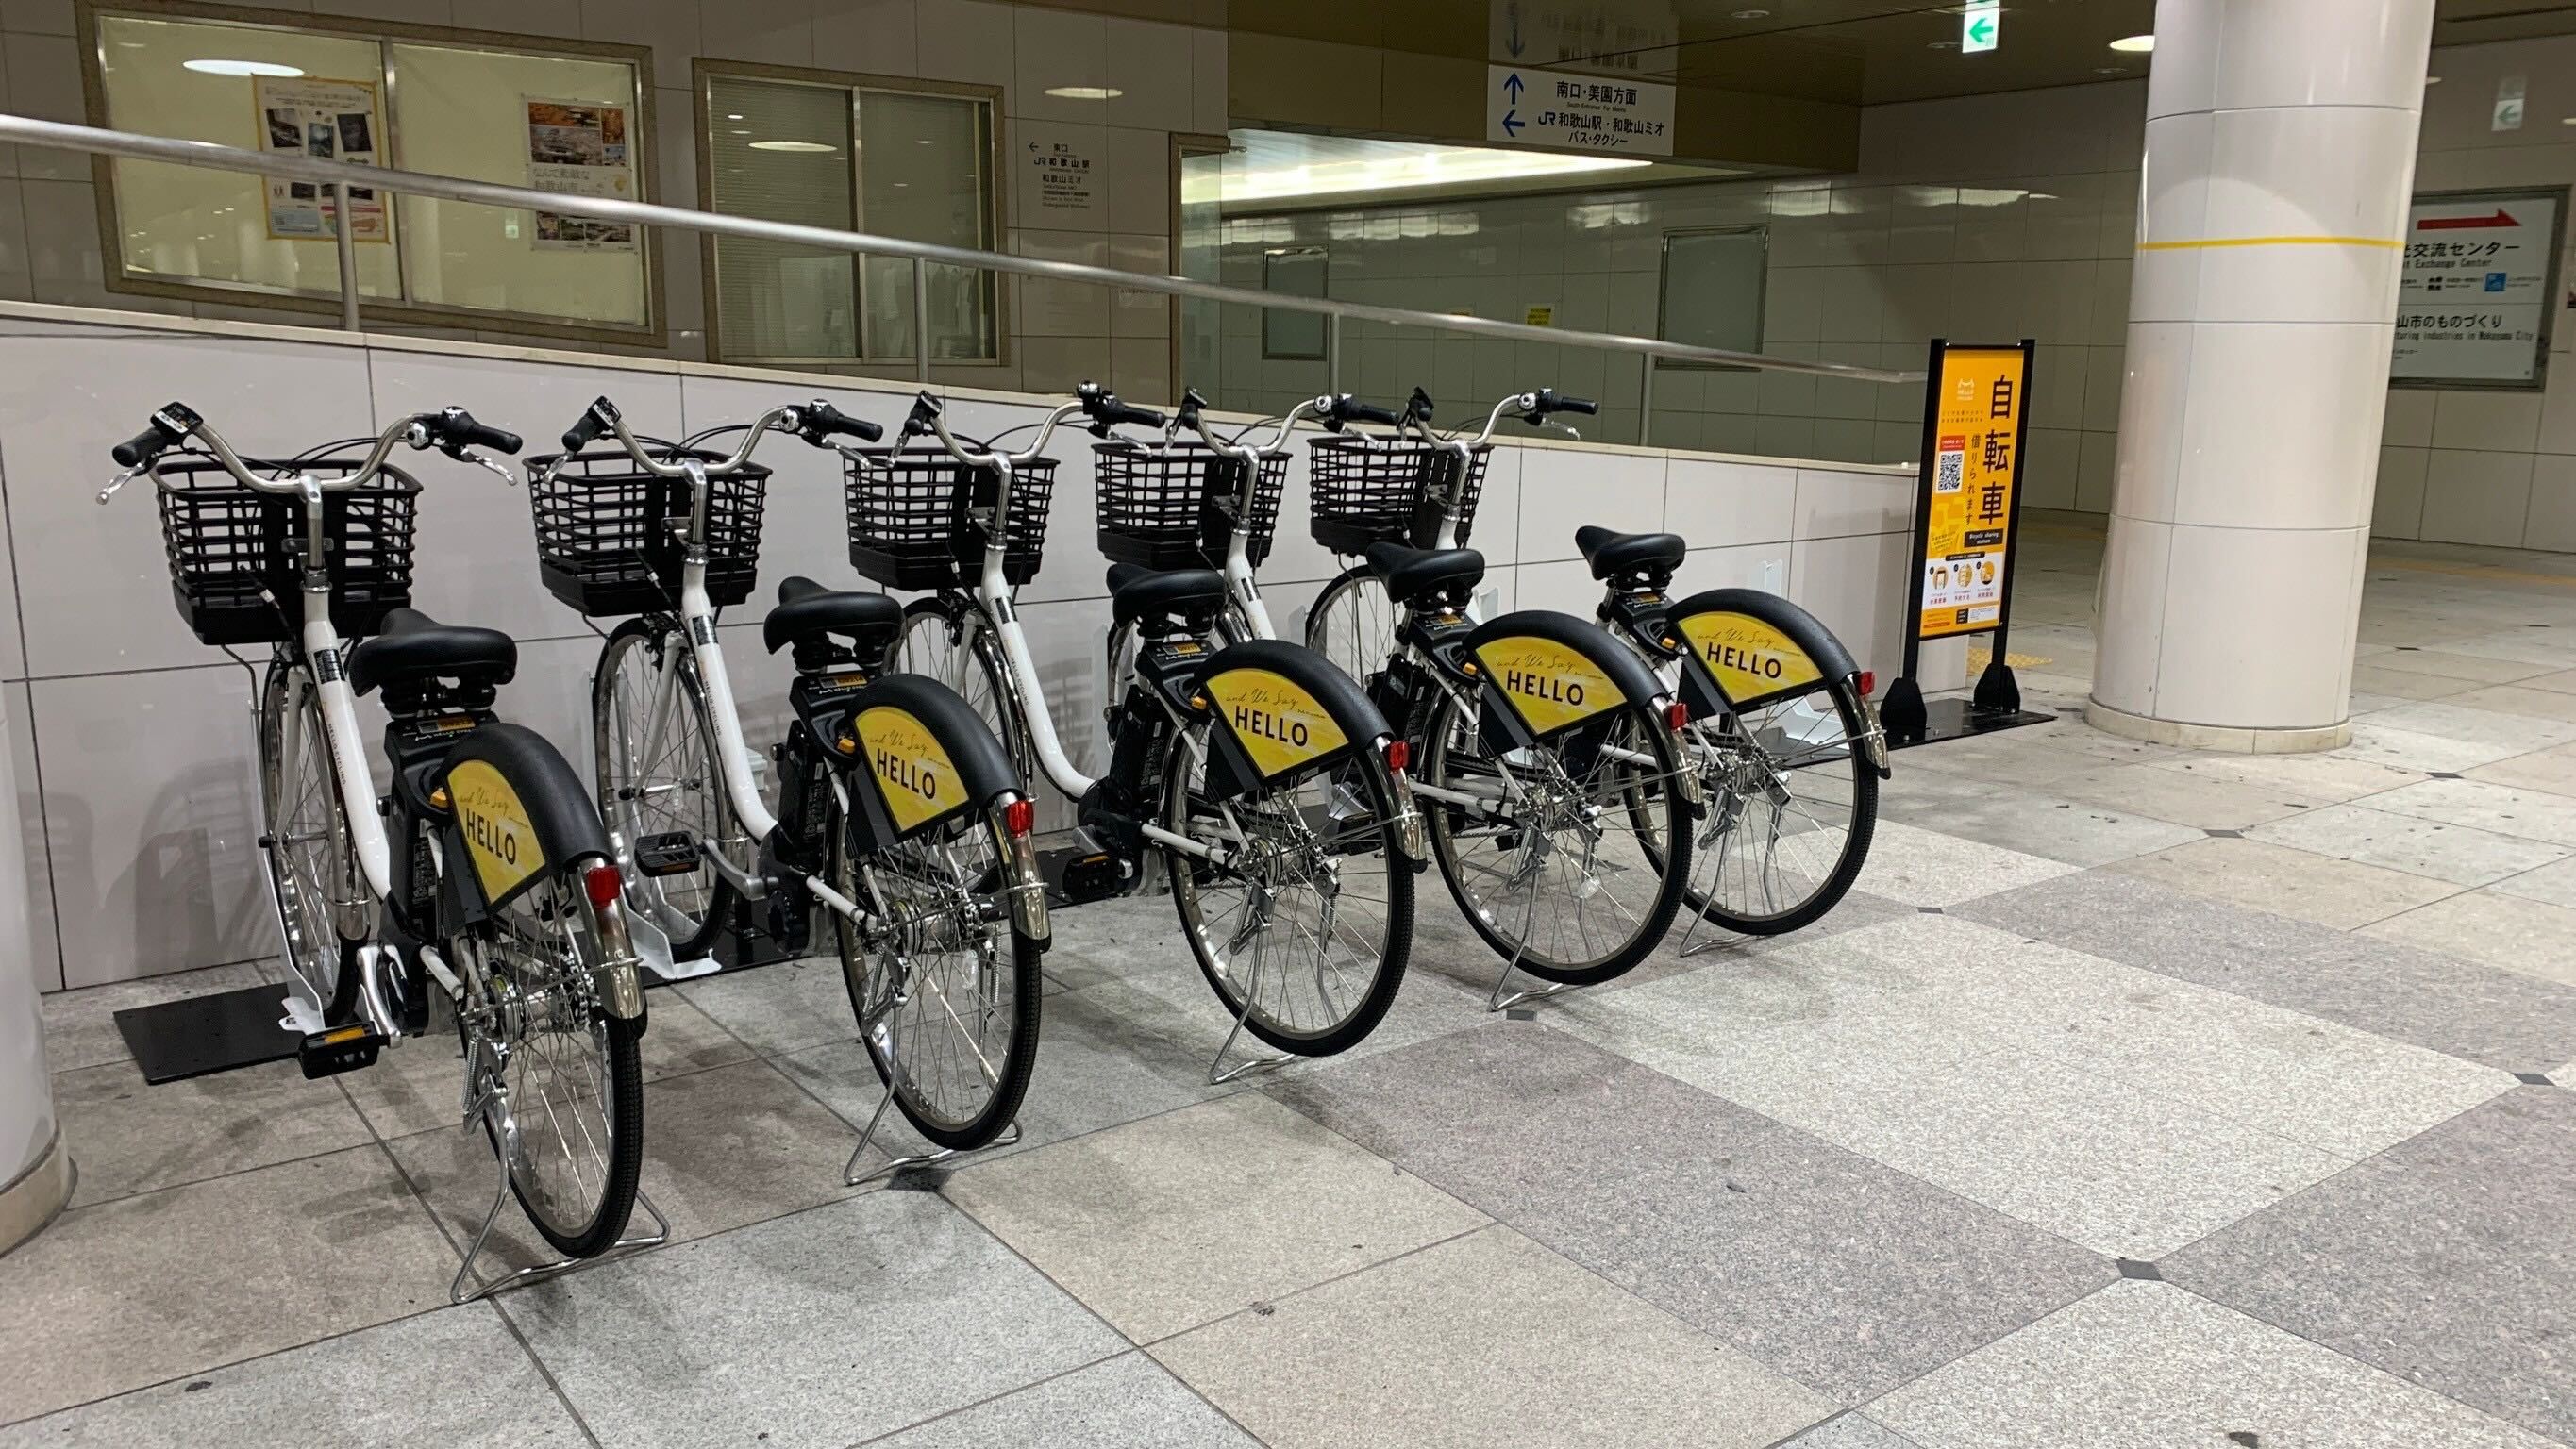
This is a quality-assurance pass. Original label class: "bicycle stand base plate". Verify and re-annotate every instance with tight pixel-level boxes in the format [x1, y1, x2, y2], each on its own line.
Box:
[632, 830, 702, 877]
[297, 1023, 386, 1079]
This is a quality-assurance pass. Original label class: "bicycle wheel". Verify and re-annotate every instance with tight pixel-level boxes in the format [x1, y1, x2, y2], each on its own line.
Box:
[594, 618, 736, 957]
[831, 793, 1043, 1149]
[257, 657, 363, 1021]
[893, 598, 1030, 785]
[1414, 688, 1688, 987]
[1660, 683, 1878, 935]
[1163, 720, 1413, 1055]
[464, 868, 643, 1259]
[1303, 566, 1399, 691]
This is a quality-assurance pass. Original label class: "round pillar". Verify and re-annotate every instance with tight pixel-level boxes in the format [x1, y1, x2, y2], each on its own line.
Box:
[2090, 0, 2435, 751]
[0, 684, 64, 1252]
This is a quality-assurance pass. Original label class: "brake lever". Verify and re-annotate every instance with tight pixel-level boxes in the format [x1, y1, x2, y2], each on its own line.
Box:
[97, 466, 146, 506]
[449, 447, 519, 486]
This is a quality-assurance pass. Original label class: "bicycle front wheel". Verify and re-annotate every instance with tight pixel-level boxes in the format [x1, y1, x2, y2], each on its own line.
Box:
[466, 869, 644, 1259]
[1666, 683, 1878, 936]
[893, 598, 1030, 787]
[257, 657, 364, 1022]
[1303, 566, 1398, 691]
[1415, 688, 1689, 986]
[594, 618, 736, 957]
[1163, 721, 1413, 1056]
[832, 798, 1043, 1150]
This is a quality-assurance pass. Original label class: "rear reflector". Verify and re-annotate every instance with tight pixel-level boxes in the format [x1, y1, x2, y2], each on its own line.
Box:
[583, 860, 625, 908]
[1664, 701, 1690, 732]
[1383, 739, 1410, 774]
[1856, 670, 1877, 697]
[1004, 798, 1036, 837]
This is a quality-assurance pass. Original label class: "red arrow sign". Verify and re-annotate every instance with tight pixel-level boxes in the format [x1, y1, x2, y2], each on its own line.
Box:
[2418, 209, 2520, 230]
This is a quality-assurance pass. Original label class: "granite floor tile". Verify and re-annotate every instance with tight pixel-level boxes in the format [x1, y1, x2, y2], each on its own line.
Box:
[1776, 1416, 1927, 1449]
[387, 1056, 867, 1272]
[2244, 802, 2569, 886]
[1896, 735, 2118, 791]
[2491, 855, 2576, 908]
[2046, 762, 2323, 832]
[2355, 702, 2576, 754]
[674, 955, 858, 1057]
[54, 1058, 373, 1208]
[1875, 771, 2205, 868]
[1874, 1281, 2555, 1449]
[2445, 683, 2576, 723]
[2107, 836, 2460, 929]
[941, 1091, 1488, 1341]
[863, 1353, 1260, 1448]
[0, 1303, 580, 1448]
[2338, 722, 2547, 774]
[2142, 748, 2424, 804]
[2347, 662, 2488, 700]
[2354, 648, 2559, 685]
[0, 1146, 457, 1424]
[1848, 820, 2079, 908]
[1270, 1023, 2115, 1404]
[1150, 1225, 1833, 1449]
[36, 960, 276, 1073]
[1955, 870, 2576, 1073]
[504, 1191, 1128, 1449]
[2365, 776, 2576, 847]
[2521, 668, 2576, 694]
[2164, 1087, 2576, 1444]
[2467, 741, 2576, 799]
[2364, 890, 2576, 988]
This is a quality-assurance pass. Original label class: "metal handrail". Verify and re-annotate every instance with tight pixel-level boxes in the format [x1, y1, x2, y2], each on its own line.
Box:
[0, 113, 1924, 391]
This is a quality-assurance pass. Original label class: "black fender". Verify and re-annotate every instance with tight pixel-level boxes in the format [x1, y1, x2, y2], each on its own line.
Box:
[438, 723, 614, 914]
[1196, 637, 1394, 803]
[1464, 608, 1672, 743]
[1665, 588, 1859, 717]
[839, 671, 1027, 848]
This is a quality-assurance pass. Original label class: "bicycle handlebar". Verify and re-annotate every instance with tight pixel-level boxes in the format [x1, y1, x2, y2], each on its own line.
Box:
[905, 382, 1163, 470]
[101, 401, 520, 503]
[554, 394, 887, 481]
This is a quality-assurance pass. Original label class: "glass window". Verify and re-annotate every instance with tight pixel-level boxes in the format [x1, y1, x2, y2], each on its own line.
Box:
[1262, 247, 1327, 360]
[89, 8, 651, 334]
[1658, 226, 1767, 361]
[702, 70, 998, 365]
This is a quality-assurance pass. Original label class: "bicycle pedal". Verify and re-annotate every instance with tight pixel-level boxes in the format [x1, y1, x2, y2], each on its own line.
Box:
[1061, 851, 1124, 904]
[633, 831, 700, 877]
[298, 1024, 384, 1079]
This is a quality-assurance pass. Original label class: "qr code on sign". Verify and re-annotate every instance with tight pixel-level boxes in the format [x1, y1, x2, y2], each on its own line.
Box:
[1935, 450, 1965, 494]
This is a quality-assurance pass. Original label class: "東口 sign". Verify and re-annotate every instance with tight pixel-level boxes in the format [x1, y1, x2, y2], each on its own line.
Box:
[2394, 188, 2566, 389]
[1914, 343, 2030, 641]
[1486, 65, 1675, 157]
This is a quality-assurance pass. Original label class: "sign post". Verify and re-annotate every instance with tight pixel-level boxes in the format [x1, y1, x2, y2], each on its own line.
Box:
[1882, 338, 2049, 744]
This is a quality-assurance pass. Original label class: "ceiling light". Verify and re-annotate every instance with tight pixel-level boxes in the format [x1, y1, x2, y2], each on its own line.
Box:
[183, 58, 303, 77]
[2426, 75, 2443, 84]
[2094, 66, 2129, 75]
[2109, 35, 2155, 53]
[1730, 8, 1769, 16]
[748, 140, 838, 153]
[1211, 143, 1652, 206]
[1044, 86, 1122, 100]
[725, 112, 744, 120]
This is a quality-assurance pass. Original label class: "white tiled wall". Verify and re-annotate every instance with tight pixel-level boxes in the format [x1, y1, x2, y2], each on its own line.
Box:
[0, 302, 1935, 989]
[0, 0, 1219, 405]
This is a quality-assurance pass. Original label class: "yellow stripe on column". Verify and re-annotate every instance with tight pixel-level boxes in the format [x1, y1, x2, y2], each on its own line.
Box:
[2134, 235, 2403, 250]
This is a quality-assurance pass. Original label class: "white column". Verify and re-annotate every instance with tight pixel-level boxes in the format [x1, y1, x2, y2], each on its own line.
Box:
[0, 688, 66, 1252]
[2090, 0, 2434, 752]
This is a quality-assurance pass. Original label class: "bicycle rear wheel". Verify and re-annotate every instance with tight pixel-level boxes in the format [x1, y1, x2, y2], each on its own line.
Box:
[1163, 720, 1413, 1056]
[832, 797, 1043, 1150]
[1663, 684, 1878, 935]
[594, 618, 736, 957]
[257, 658, 363, 1022]
[1414, 688, 1688, 987]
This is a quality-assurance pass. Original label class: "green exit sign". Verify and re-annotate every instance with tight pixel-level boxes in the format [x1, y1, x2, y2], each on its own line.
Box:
[1962, 0, 1999, 52]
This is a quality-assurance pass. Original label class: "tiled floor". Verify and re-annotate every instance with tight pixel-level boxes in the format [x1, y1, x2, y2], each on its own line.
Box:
[11, 522, 2576, 1446]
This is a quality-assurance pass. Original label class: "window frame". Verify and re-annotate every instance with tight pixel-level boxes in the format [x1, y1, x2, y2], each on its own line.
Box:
[692, 58, 1007, 371]
[1654, 224, 1769, 370]
[76, 0, 661, 346]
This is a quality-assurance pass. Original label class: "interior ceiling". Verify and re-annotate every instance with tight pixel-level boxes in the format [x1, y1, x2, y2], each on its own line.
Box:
[1219, 0, 2576, 106]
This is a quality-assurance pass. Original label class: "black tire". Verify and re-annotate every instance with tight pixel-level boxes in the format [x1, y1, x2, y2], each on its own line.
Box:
[1302, 565, 1397, 688]
[592, 617, 735, 958]
[1413, 687, 1689, 987]
[256, 656, 364, 1023]
[893, 596, 1031, 789]
[1662, 679, 1879, 937]
[1163, 720, 1413, 1056]
[831, 794, 1043, 1150]
[504, 1014, 644, 1259]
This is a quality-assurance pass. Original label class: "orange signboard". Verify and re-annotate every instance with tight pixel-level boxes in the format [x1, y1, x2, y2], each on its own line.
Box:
[1915, 345, 2028, 641]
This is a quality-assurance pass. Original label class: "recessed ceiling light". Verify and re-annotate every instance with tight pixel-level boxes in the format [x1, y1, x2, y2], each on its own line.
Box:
[748, 140, 838, 153]
[183, 58, 303, 77]
[2094, 66, 2130, 75]
[1044, 86, 1122, 100]
[1730, 8, 1769, 16]
[2426, 75, 2444, 84]
[2109, 35, 2155, 53]
[725, 112, 744, 120]
[1929, 39, 1957, 49]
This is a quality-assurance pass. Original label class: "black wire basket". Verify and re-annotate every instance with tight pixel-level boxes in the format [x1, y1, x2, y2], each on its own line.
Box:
[1304, 437, 1492, 553]
[843, 447, 1057, 590]
[1093, 441, 1288, 570]
[155, 458, 421, 646]
[526, 447, 770, 617]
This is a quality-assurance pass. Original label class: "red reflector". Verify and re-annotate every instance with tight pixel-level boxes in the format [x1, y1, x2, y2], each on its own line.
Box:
[1664, 701, 1690, 732]
[1003, 797, 1036, 837]
[1383, 739, 1410, 774]
[582, 861, 624, 908]
[1856, 670, 1877, 697]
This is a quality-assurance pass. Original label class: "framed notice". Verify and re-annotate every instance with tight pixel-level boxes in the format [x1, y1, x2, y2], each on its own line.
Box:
[2393, 186, 2567, 391]
[251, 75, 388, 242]
[525, 97, 639, 253]
[1912, 341, 2030, 641]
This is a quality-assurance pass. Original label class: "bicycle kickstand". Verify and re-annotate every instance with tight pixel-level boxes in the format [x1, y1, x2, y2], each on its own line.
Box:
[449, 1089, 669, 1304]
[844, 1083, 1025, 1186]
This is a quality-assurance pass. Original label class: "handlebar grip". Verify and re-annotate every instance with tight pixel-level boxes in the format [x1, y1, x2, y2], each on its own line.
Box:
[1546, 394, 1598, 418]
[110, 426, 170, 469]
[800, 399, 884, 444]
[1103, 400, 1165, 430]
[560, 397, 617, 456]
[1330, 396, 1400, 429]
[1176, 387, 1207, 431]
[434, 407, 522, 456]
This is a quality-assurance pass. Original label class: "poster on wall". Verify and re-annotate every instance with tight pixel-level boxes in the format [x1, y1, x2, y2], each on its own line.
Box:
[2393, 187, 2566, 389]
[525, 97, 639, 253]
[251, 75, 388, 242]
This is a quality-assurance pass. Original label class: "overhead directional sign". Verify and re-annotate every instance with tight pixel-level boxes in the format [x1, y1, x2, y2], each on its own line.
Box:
[1485, 64, 1675, 157]
[1962, 0, 1999, 53]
